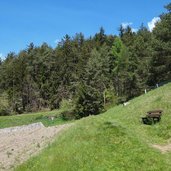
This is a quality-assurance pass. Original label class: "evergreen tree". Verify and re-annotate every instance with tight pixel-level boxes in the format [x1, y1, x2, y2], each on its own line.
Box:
[74, 83, 103, 118]
[149, 3, 171, 85]
[0, 3, 170, 116]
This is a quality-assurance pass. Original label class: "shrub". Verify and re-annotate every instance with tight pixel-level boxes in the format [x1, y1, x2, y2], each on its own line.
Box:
[0, 108, 11, 116]
[60, 110, 76, 120]
[60, 99, 75, 111]
[103, 88, 118, 108]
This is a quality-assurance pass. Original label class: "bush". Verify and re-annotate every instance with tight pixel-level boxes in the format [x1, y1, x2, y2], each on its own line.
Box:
[0, 108, 11, 116]
[60, 110, 76, 120]
[60, 99, 75, 111]
[103, 88, 118, 109]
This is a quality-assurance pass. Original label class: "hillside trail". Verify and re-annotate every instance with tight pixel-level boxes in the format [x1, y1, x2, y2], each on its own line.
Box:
[152, 143, 171, 153]
[0, 122, 73, 171]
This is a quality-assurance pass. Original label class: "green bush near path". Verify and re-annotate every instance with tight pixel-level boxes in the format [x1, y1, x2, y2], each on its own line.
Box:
[15, 83, 171, 171]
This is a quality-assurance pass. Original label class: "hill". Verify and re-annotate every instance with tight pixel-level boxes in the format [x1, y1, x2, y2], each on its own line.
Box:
[16, 83, 171, 171]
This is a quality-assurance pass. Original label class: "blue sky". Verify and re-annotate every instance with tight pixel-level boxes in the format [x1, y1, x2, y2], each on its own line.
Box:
[0, 0, 170, 58]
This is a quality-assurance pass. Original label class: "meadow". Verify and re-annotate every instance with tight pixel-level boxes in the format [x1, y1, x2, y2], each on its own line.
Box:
[0, 109, 71, 129]
[13, 83, 171, 171]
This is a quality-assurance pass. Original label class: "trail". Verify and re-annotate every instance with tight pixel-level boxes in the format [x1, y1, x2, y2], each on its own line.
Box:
[0, 123, 72, 171]
[152, 143, 171, 153]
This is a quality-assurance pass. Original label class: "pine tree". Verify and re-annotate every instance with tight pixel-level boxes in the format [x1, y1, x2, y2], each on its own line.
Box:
[149, 3, 171, 85]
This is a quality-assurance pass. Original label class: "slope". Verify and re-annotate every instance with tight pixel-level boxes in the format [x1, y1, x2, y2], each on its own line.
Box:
[16, 83, 171, 171]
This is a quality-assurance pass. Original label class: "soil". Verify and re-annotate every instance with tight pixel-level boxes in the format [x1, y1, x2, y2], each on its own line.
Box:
[0, 122, 72, 171]
[152, 143, 171, 153]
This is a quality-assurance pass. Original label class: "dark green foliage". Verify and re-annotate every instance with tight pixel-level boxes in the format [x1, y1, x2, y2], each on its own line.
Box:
[60, 110, 76, 120]
[74, 83, 103, 118]
[148, 4, 171, 85]
[0, 108, 10, 116]
[0, 92, 11, 116]
[0, 3, 170, 118]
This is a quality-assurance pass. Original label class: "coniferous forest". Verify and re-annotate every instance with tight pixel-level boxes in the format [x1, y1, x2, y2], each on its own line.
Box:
[0, 3, 171, 118]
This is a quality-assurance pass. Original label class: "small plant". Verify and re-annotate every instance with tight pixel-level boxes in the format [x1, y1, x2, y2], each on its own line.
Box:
[7, 151, 12, 158]
[37, 143, 40, 148]
[60, 99, 75, 111]
[60, 110, 75, 121]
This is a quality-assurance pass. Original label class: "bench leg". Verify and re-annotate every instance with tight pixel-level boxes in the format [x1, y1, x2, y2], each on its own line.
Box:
[142, 117, 152, 125]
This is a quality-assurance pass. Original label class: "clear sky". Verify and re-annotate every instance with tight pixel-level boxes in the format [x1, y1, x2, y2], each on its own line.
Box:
[0, 0, 170, 58]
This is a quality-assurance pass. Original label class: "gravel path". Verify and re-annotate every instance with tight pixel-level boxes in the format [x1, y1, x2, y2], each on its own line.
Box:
[0, 123, 72, 171]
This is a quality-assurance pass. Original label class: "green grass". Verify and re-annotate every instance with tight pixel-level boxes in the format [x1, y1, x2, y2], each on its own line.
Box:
[0, 110, 71, 129]
[14, 83, 171, 170]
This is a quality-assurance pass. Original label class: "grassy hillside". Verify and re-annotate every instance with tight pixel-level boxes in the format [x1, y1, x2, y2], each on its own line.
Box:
[0, 110, 71, 129]
[16, 83, 171, 171]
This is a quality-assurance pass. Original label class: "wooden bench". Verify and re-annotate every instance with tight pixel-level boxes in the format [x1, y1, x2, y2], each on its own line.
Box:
[142, 110, 163, 124]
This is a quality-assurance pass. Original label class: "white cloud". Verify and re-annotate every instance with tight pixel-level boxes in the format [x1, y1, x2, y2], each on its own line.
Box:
[132, 28, 138, 33]
[54, 39, 60, 44]
[0, 53, 4, 59]
[121, 22, 133, 29]
[121, 22, 138, 33]
[148, 17, 160, 32]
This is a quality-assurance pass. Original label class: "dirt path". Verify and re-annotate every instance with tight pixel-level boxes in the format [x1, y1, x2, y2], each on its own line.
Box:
[0, 123, 72, 171]
[152, 143, 171, 153]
